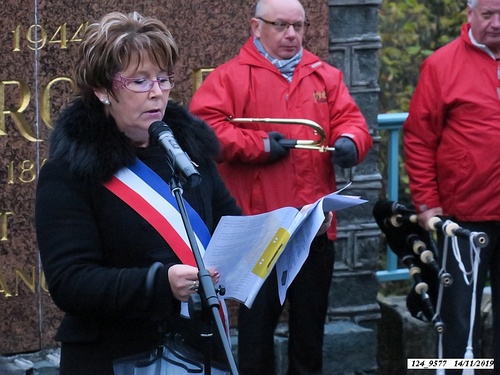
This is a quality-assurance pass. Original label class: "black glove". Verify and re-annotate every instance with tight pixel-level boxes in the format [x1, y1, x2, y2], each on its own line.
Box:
[267, 132, 290, 162]
[333, 137, 358, 168]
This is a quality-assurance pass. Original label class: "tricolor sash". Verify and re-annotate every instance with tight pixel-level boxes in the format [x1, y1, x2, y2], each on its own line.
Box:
[104, 158, 229, 335]
[104, 158, 211, 264]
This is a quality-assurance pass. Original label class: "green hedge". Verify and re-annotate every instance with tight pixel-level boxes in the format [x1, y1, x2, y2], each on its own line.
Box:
[378, 0, 466, 201]
[379, 0, 466, 114]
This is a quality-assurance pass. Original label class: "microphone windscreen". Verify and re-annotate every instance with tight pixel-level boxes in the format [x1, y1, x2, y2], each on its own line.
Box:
[148, 121, 169, 141]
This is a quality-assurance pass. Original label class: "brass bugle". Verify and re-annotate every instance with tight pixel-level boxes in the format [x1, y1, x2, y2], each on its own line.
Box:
[227, 117, 335, 152]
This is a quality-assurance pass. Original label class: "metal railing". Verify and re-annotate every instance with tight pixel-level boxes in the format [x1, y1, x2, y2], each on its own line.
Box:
[375, 113, 410, 282]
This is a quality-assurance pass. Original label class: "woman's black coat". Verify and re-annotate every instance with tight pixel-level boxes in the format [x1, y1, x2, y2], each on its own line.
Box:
[35, 98, 241, 374]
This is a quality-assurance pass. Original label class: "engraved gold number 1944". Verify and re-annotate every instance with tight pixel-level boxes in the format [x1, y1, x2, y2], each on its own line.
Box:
[11, 22, 89, 51]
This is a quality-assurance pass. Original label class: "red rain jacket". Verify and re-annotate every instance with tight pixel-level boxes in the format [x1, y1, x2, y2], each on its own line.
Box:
[190, 37, 372, 238]
[404, 24, 500, 221]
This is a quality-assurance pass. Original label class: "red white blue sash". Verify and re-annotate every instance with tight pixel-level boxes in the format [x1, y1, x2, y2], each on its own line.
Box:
[104, 158, 211, 265]
[104, 158, 229, 335]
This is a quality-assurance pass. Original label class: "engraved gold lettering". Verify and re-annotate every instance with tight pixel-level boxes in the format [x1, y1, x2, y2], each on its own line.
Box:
[11, 24, 21, 52]
[41, 271, 49, 292]
[192, 68, 215, 93]
[49, 23, 68, 49]
[6, 161, 15, 184]
[5, 160, 47, 184]
[15, 267, 36, 295]
[0, 269, 50, 297]
[27, 24, 47, 50]
[0, 80, 40, 142]
[0, 274, 13, 298]
[12, 22, 88, 52]
[19, 160, 37, 183]
[0, 212, 14, 241]
[70, 22, 89, 43]
[40, 77, 75, 128]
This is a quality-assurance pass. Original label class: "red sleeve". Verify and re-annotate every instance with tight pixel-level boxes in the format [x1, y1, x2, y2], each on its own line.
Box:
[403, 58, 446, 213]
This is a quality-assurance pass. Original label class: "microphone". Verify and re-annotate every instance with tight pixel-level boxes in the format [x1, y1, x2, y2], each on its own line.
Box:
[148, 121, 202, 187]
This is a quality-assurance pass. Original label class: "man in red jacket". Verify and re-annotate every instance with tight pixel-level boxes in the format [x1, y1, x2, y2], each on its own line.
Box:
[190, 0, 372, 373]
[404, 0, 500, 372]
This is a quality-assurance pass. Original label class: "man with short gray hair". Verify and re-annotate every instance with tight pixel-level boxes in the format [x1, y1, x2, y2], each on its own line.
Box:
[190, 0, 372, 373]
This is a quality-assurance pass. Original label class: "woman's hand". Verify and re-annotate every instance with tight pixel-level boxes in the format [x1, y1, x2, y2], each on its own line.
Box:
[167, 264, 220, 301]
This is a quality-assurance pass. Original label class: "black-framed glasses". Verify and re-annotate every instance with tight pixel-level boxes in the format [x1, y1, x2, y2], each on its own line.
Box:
[113, 73, 175, 93]
[256, 17, 309, 33]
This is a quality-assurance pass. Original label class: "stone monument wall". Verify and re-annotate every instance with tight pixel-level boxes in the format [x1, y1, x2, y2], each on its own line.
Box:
[0, 0, 330, 355]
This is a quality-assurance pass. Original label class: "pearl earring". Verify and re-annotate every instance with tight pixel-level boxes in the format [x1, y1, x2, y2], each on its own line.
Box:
[101, 98, 110, 106]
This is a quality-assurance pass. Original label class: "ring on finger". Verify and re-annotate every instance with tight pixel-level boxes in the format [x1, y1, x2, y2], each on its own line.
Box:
[188, 281, 199, 291]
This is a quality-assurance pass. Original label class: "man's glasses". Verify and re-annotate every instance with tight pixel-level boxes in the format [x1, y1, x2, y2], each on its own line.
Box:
[256, 17, 309, 33]
[113, 73, 175, 93]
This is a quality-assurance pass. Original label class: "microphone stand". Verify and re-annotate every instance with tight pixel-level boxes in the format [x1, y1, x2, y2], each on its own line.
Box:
[169, 176, 239, 375]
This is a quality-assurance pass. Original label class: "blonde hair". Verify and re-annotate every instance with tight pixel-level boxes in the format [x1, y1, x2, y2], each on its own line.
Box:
[74, 11, 178, 100]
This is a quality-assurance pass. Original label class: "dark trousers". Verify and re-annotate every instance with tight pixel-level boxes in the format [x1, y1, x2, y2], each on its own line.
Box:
[237, 234, 335, 375]
[436, 221, 500, 375]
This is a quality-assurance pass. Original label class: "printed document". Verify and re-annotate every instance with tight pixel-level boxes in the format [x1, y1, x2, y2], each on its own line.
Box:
[203, 192, 367, 308]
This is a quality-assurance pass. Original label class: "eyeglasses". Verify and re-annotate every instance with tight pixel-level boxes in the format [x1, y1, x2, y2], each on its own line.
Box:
[113, 73, 175, 93]
[256, 17, 309, 33]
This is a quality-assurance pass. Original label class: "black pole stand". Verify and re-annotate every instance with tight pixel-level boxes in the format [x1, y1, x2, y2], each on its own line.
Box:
[169, 177, 239, 375]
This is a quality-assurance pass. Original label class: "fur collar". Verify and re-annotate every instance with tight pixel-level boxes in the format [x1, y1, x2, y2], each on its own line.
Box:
[49, 98, 220, 183]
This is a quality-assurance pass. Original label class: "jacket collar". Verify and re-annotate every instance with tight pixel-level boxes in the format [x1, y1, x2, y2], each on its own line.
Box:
[239, 36, 320, 70]
[48, 97, 220, 183]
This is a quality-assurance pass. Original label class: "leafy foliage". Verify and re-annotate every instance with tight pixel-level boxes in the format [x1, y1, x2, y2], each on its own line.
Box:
[377, 0, 467, 202]
[379, 0, 466, 113]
